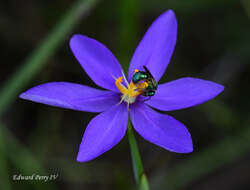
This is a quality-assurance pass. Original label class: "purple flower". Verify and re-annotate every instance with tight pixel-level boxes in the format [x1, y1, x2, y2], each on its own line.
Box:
[20, 10, 224, 162]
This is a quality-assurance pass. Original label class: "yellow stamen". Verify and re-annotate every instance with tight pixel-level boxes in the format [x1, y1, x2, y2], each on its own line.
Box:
[115, 70, 148, 105]
[134, 69, 139, 73]
[115, 77, 128, 95]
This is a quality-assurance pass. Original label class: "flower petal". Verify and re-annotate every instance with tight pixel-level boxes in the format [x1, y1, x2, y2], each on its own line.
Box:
[145, 77, 224, 111]
[77, 103, 128, 162]
[19, 82, 120, 112]
[128, 10, 177, 82]
[130, 103, 193, 153]
[70, 34, 123, 92]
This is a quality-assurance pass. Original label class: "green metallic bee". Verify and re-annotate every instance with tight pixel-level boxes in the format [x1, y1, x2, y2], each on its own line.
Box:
[132, 66, 158, 97]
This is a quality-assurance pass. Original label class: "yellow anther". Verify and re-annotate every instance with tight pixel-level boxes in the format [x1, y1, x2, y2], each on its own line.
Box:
[114, 69, 148, 105]
[115, 77, 128, 95]
[134, 69, 139, 74]
[137, 81, 148, 89]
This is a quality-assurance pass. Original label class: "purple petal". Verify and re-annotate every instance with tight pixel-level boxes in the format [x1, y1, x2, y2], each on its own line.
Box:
[20, 82, 120, 112]
[70, 34, 123, 92]
[145, 77, 224, 111]
[128, 10, 177, 82]
[77, 103, 128, 162]
[130, 103, 193, 153]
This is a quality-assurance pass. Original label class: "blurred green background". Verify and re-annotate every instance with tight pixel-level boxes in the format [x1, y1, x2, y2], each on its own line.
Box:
[0, 0, 250, 189]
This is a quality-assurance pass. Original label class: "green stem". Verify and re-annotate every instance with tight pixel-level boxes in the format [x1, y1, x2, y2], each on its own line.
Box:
[0, 0, 99, 116]
[127, 121, 149, 190]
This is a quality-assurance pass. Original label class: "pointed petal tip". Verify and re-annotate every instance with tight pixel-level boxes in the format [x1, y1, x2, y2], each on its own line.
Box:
[163, 139, 193, 154]
[76, 104, 128, 163]
[19, 91, 31, 100]
[163, 133, 193, 154]
[146, 78, 225, 111]
[69, 33, 123, 92]
[186, 77, 225, 95]
[168, 9, 175, 13]
[18, 82, 120, 112]
[69, 34, 83, 51]
[207, 80, 225, 97]
[158, 9, 176, 20]
[179, 142, 193, 154]
[165, 9, 176, 18]
[130, 103, 194, 154]
[187, 145, 194, 153]
[76, 152, 93, 163]
[128, 8, 177, 82]
[69, 34, 83, 46]
[70, 33, 81, 39]
[218, 83, 225, 93]
[19, 92, 25, 99]
[76, 153, 85, 163]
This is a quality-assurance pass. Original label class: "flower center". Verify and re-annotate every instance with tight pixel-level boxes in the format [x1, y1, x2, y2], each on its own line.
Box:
[115, 69, 148, 105]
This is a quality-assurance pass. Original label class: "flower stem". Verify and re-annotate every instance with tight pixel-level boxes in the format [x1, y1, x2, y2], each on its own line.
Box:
[127, 120, 150, 190]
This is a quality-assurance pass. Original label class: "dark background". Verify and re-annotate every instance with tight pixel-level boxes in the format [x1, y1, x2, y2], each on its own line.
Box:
[0, 0, 250, 189]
